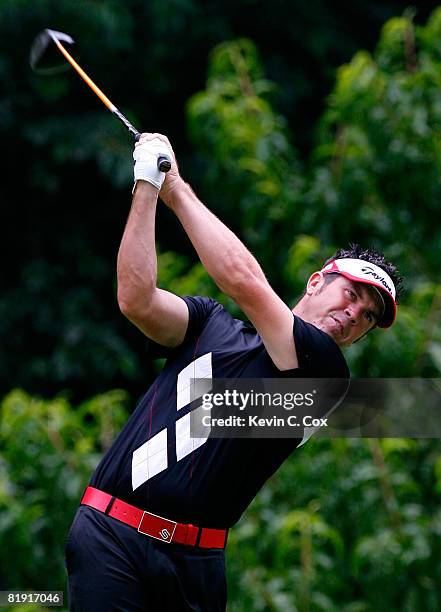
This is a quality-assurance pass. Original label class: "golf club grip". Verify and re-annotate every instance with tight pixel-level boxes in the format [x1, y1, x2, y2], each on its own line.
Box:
[157, 156, 172, 173]
[134, 134, 172, 173]
[113, 109, 171, 173]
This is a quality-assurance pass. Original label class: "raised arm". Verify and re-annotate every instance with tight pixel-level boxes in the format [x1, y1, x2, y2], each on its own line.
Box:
[117, 150, 188, 348]
[155, 134, 298, 371]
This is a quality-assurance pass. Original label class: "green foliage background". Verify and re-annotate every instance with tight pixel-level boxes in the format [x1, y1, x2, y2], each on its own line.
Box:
[1, 1, 440, 610]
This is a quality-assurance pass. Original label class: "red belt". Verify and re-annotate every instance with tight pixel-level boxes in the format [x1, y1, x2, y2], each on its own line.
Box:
[80, 486, 228, 549]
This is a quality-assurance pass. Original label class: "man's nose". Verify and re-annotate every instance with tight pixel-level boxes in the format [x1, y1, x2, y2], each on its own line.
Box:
[344, 305, 359, 324]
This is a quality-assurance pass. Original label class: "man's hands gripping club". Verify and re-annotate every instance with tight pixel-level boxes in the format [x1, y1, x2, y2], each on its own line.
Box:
[133, 133, 182, 203]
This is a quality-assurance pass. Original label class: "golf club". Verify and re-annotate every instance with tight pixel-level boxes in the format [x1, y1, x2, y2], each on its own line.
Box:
[30, 28, 172, 172]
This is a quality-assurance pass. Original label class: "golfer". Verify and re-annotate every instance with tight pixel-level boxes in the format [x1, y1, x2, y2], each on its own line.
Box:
[65, 134, 402, 611]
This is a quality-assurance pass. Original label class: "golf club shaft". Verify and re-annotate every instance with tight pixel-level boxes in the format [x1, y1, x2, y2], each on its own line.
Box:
[52, 37, 171, 170]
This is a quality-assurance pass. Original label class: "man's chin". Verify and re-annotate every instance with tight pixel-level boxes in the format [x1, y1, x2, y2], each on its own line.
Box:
[312, 319, 340, 342]
[327, 329, 344, 345]
[327, 331, 348, 348]
[315, 318, 349, 347]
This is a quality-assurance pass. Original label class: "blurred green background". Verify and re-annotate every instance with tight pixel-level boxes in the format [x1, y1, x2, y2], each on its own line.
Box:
[1, 0, 440, 610]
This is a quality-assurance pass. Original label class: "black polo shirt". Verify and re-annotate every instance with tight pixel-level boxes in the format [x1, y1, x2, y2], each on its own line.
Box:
[90, 296, 349, 527]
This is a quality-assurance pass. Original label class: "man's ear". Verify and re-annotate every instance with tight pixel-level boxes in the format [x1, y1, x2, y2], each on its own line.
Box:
[305, 271, 325, 296]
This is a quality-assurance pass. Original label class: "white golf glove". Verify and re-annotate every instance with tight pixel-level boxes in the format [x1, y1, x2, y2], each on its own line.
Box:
[133, 138, 168, 191]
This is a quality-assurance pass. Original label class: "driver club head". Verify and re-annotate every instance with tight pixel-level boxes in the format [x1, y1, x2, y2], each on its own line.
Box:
[28, 27, 170, 167]
[30, 28, 76, 75]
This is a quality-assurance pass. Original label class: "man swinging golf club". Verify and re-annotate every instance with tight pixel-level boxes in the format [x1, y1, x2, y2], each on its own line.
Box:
[65, 134, 402, 611]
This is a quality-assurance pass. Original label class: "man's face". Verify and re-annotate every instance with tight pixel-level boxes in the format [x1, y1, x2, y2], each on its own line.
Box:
[302, 273, 384, 347]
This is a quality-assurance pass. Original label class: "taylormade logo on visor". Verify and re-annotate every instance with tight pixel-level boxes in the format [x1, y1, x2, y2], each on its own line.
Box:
[360, 266, 393, 295]
[322, 258, 396, 300]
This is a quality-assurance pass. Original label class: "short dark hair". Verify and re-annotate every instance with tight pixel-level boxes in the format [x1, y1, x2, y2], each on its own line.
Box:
[324, 243, 404, 302]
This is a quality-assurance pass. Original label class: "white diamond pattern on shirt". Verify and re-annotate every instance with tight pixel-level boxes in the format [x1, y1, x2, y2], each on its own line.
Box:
[131, 428, 168, 491]
[131, 353, 213, 491]
[176, 352, 212, 410]
[175, 405, 210, 461]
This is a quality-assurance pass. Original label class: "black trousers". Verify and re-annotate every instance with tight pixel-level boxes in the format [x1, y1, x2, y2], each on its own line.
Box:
[65, 505, 227, 611]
